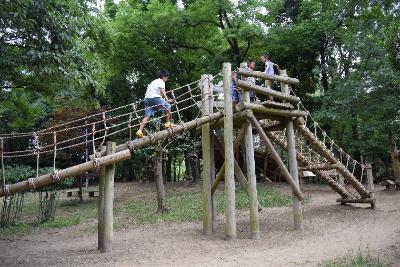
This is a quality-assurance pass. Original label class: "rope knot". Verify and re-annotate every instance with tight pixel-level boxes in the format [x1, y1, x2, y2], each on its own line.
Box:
[3, 185, 10, 196]
[93, 158, 101, 170]
[27, 178, 36, 189]
[127, 141, 135, 153]
[52, 170, 60, 181]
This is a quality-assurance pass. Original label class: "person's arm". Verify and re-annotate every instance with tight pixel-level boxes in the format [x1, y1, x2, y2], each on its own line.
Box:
[160, 87, 169, 101]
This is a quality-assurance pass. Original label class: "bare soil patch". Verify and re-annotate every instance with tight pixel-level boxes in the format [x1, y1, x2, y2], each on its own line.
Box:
[0, 183, 399, 266]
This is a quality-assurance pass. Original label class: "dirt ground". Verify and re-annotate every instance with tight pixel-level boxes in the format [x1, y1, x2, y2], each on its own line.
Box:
[0, 184, 399, 267]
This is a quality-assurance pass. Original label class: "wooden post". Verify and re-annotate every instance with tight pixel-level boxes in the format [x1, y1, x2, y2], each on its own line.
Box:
[223, 62, 236, 240]
[365, 164, 376, 209]
[98, 146, 106, 251]
[240, 63, 259, 239]
[201, 74, 213, 235]
[208, 74, 217, 231]
[155, 143, 168, 213]
[99, 142, 115, 253]
[281, 70, 304, 230]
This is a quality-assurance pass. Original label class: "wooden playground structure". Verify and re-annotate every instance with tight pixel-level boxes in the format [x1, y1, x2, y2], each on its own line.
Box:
[0, 63, 375, 252]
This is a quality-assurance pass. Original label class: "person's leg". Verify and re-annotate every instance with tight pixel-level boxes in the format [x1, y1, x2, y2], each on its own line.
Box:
[138, 116, 150, 132]
[266, 80, 273, 101]
[136, 98, 154, 138]
[161, 100, 174, 128]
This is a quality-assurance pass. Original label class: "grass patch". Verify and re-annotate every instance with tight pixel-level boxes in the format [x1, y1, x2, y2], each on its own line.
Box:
[1, 183, 293, 235]
[322, 249, 386, 267]
[0, 222, 29, 235]
[38, 217, 80, 229]
[116, 184, 291, 226]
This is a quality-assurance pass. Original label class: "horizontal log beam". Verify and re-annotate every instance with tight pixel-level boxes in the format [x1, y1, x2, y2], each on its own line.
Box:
[260, 121, 285, 132]
[93, 111, 225, 159]
[236, 79, 300, 104]
[299, 164, 339, 171]
[260, 100, 294, 109]
[239, 103, 308, 118]
[248, 111, 303, 201]
[0, 149, 131, 197]
[336, 198, 375, 204]
[237, 68, 299, 85]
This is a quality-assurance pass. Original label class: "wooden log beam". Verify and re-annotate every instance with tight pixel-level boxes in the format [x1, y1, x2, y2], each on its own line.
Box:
[294, 121, 370, 199]
[242, 86, 260, 239]
[201, 74, 214, 235]
[92, 111, 225, 159]
[365, 164, 376, 209]
[336, 198, 375, 204]
[237, 68, 299, 85]
[236, 79, 300, 104]
[223, 62, 236, 240]
[214, 133, 262, 212]
[210, 125, 247, 194]
[248, 111, 303, 201]
[259, 121, 285, 132]
[0, 149, 131, 197]
[265, 131, 351, 199]
[260, 100, 294, 109]
[211, 164, 225, 194]
[99, 141, 115, 253]
[281, 70, 303, 230]
[239, 103, 308, 118]
[298, 164, 339, 171]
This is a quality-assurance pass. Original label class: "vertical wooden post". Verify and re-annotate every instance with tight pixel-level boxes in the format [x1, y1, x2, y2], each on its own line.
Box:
[155, 143, 167, 212]
[208, 74, 217, 231]
[223, 62, 236, 240]
[201, 74, 213, 235]
[281, 70, 304, 230]
[240, 63, 260, 239]
[98, 146, 106, 251]
[99, 141, 115, 253]
[365, 164, 375, 209]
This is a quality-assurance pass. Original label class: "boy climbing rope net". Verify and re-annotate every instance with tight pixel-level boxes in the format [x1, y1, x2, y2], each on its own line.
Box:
[136, 70, 175, 138]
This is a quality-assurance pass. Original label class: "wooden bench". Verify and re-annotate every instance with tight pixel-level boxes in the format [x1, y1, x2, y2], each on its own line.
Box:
[66, 188, 99, 198]
[380, 180, 397, 191]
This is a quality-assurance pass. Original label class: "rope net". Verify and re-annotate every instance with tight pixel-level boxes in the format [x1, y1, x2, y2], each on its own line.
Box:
[0, 75, 223, 193]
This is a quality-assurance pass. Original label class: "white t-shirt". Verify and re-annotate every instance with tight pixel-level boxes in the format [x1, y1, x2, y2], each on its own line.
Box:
[265, 61, 274, 75]
[145, 78, 165, 98]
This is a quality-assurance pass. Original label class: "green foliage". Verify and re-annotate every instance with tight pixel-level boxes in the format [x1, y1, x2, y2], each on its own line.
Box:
[322, 249, 386, 267]
[0, 0, 105, 132]
[4, 165, 74, 189]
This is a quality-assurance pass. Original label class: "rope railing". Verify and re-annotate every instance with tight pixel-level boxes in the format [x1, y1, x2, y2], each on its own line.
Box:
[285, 86, 367, 184]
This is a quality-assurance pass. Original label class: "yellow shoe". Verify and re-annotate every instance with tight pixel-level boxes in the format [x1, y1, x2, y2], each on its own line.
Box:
[164, 122, 175, 128]
[136, 130, 144, 138]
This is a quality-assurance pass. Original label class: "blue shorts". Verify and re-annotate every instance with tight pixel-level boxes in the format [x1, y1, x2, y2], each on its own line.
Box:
[144, 97, 171, 117]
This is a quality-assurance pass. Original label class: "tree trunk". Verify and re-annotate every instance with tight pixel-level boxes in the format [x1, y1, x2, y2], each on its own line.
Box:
[184, 153, 192, 180]
[166, 153, 172, 182]
[320, 36, 329, 92]
[351, 112, 362, 179]
[173, 157, 177, 182]
[389, 132, 400, 182]
[155, 145, 169, 213]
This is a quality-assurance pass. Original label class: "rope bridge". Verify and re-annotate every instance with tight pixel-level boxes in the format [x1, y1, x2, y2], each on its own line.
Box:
[0, 68, 372, 205]
[0, 74, 224, 197]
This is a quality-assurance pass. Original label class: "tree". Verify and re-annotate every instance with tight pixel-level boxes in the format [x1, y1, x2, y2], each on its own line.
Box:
[0, 0, 106, 132]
